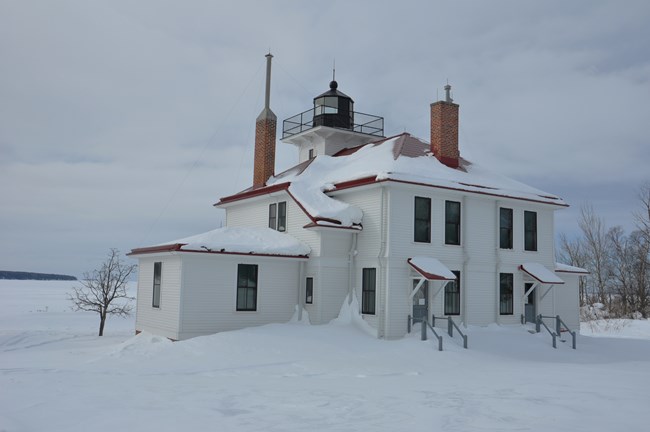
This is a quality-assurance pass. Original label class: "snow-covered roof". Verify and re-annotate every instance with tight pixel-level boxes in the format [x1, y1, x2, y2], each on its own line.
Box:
[555, 262, 589, 274]
[129, 227, 310, 258]
[520, 263, 565, 284]
[219, 133, 567, 228]
[408, 257, 457, 280]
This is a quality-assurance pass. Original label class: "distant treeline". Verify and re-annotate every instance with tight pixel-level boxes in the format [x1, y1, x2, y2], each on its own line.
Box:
[0, 271, 77, 281]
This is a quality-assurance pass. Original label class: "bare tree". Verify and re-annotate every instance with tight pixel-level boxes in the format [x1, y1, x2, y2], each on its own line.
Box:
[578, 203, 613, 307]
[559, 184, 650, 318]
[608, 226, 634, 316]
[630, 230, 650, 317]
[69, 249, 136, 336]
[558, 233, 589, 305]
[634, 182, 650, 242]
[631, 183, 650, 317]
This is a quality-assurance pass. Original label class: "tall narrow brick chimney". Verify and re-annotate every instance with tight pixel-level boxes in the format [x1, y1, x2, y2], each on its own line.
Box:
[253, 53, 277, 188]
[430, 84, 459, 169]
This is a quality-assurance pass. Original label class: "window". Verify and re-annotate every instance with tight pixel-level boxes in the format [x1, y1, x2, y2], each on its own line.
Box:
[414, 197, 431, 243]
[445, 201, 461, 245]
[277, 201, 286, 232]
[314, 96, 338, 115]
[524, 211, 537, 251]
[152, 262, 162, 308]
[499, 273, 514, 315]
[305, 277, 313, 304]
[268, 201, 287, 232]
[361, 268, 376, 315]
[308, 148, 315, 159]
[444, 271, 461, 315]
[268, 203, 277, 230]
[500, 208, 513, 249]
[236, 264, 258, 311]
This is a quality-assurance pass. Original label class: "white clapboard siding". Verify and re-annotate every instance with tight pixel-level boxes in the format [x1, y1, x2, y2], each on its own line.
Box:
[315, 232, 353, 323]
[555, 274, 580, 331]
[225, 198, 269, 227]
[331, 186, 383, 259]
[384, 259, 412, 339]
[133, 169, 581, 340]
[225, 192, 321, 256]
[178, 253, 301, 340]
[369, 183, 571, 336]
[135, 255, 182, 340]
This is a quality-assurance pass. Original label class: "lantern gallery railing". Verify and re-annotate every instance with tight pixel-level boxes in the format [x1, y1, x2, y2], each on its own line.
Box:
[282, 107, 384, 139]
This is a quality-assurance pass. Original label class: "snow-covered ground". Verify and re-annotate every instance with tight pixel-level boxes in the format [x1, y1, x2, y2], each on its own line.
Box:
[2, 280, 649, 431]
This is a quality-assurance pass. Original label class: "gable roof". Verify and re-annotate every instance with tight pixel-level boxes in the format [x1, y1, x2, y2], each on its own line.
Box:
[216, 133, 567, 228]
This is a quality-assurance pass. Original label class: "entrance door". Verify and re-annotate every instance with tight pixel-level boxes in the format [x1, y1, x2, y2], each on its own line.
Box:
[524, 283, 536, 323]
[412, 280, 429, 322]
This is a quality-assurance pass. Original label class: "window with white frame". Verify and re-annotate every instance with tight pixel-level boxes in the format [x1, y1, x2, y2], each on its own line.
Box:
[414, 196, 431, 243]
[500, 207, 513, 249]
[444, 271, 460, 315]
[152, 262, 162, 308]
[236, 264, 258, 311]
[524, 211, 537, 251]
[445, 201, 461, 245]
[305, 277, 313, 304]
[499, 273, 514, 315]
[268, 201, 287, 232]
[362, 268, 376, 315]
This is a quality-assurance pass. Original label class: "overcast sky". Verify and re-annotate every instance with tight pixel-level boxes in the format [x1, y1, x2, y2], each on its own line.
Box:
[1, 1, 649, 277]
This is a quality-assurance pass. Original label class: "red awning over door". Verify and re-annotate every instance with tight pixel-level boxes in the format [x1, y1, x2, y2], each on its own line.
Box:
[408, 257, 457, 281]
[520, 263, 565, 284]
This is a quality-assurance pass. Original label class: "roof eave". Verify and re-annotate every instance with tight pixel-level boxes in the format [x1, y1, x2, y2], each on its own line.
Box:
[128, 244, 309, 260]
[215, 182, 291, 207]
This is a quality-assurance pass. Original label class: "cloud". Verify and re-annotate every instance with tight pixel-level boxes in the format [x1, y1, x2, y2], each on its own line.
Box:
[1, 0, 649, 275]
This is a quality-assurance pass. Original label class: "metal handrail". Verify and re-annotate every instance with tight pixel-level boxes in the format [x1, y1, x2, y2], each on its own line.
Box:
[446, 316, 468, 349]
[425, 320, 444, 352]
[555, 315, 577, 349]
[536, 314, 557, 348]
[282, 107, 384, 139]
[407, 315, 443, 351]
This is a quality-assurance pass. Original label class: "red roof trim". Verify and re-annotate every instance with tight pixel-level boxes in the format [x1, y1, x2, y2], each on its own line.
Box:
[127, 244, 184, 256]
[555, 269, 590, 275]
[407, 258, 456, 281]
[215, 182, 290, 206]
[303, 222, 363, 231]
[330, 176, 379, 191]
[331, 177, 568, 207]
[518, 265, 565, 285]
[128, 244, 308, 259]
[285, 188, 318, 225]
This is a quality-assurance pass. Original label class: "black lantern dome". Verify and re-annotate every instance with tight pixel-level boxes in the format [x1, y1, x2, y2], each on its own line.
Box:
[312, 80, 354, 129]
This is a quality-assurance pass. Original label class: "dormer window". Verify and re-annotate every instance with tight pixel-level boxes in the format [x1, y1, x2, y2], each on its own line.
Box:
[278, 201, 286, 232]
[269, 201, 287, 232]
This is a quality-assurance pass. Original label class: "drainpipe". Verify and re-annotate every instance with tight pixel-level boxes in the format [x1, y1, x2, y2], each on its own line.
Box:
[383, 188, 391, 338]
[377, 186, 389, 338]
[348, 232, 358, 304]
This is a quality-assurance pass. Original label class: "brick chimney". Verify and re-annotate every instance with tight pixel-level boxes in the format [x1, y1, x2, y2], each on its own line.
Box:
[253, 53, 277, 188]
[430, 84, 459, 169]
